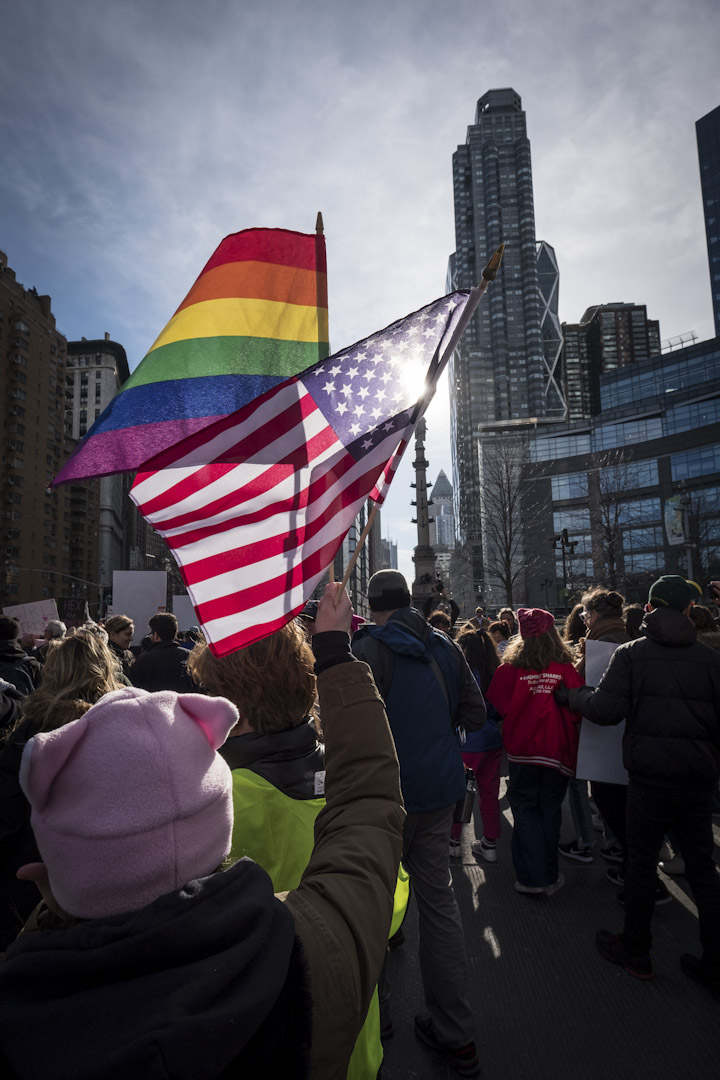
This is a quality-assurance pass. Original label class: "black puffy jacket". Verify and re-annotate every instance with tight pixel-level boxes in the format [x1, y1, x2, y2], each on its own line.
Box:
[569, 608, 720, 789]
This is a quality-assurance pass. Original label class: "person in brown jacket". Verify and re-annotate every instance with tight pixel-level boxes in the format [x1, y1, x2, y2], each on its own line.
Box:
[0, 585, 405, 1080]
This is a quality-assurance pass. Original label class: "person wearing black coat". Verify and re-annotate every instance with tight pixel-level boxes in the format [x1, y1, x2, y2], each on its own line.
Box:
[129, 613, 195, 693]
[558, 576, 720, 993]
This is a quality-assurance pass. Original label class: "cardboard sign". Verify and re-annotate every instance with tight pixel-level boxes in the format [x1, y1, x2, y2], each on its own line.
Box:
[2, 599, 59, 637]
[57, 597, 90, 629]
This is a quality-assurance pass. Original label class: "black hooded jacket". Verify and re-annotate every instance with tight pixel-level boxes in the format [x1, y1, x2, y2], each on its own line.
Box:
[220, 721, 325, 800]
[0, 859, 310, 1080]
[569, 608, 720, 788]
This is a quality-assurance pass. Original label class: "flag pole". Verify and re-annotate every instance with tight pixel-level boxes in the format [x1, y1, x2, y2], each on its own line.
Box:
[315, 212, 327, 365]
[337, 243, 504, 599]
[317, 209, 334, 589]
[340, 502, 381, 591]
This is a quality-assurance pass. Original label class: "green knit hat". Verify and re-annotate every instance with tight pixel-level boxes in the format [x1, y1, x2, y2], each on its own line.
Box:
[648, 575, 702, 612]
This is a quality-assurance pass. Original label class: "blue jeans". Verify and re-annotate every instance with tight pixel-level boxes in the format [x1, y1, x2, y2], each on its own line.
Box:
[508, 763, 569, 887]
[567, 777, 595, 848]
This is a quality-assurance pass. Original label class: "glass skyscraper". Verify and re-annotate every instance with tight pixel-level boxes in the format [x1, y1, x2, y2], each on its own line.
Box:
[696, 104, 720, 338]
[448, 89, 548, 579]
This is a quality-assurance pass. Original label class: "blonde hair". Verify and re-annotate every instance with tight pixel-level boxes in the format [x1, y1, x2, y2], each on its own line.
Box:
[188, 621, 317, 733]
[503, 627, 575, 671]
[22, 630, 125, 732]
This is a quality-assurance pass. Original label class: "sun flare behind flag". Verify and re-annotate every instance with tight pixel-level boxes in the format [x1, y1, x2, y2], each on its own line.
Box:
[130, 291, 478, 655]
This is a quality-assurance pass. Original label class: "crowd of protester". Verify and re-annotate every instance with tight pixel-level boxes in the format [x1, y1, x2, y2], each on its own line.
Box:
[0, 571, 718, 1079]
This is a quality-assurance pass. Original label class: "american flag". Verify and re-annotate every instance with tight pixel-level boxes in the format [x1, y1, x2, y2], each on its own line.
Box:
[130, 291, 476, 655]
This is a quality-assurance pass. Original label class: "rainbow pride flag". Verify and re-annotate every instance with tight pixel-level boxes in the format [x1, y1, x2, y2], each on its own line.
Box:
[54, 227, 328, 484]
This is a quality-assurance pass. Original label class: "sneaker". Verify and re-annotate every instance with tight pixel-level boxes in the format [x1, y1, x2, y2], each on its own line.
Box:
[449, 838, 462, 857]
[606, 866, 625, 887]
[680, 954, 720, 997]
[659, 854, 685, 875]
[471, 837, 497, 863]
[617, 880, 672, 906]
[544, 874, 565, 896]
[600, 842, 624, 864]
[558, 841, 593, 863]
[514, 880, 546, 894]
[414, 1015, 481, 1077]
[595, 930, 654, 980]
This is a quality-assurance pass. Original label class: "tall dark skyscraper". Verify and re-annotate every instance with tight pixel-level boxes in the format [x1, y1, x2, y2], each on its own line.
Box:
[448, 89, 551, 570]
[696, 104, 720, 338]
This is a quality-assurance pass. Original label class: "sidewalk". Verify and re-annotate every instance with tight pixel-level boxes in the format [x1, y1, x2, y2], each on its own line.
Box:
[380, 800, 720, 1080]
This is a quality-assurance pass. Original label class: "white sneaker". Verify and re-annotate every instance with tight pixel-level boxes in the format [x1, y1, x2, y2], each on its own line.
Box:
[471, 838, 497, 863]
[659, 855, 685, 875]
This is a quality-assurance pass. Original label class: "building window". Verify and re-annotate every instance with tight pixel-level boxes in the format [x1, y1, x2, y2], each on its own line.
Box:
[671, 444, 720, 482]
[551, 472, 588, 501]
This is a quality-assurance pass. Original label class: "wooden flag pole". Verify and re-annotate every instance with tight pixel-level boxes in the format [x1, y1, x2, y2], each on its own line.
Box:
[340, 502, 381, 592]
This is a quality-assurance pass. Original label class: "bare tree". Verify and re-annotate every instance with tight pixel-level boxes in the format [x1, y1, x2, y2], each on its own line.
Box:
[480, 440, 540, 607]
[590, 449, 649, 591]
[687, 490, 720, 580]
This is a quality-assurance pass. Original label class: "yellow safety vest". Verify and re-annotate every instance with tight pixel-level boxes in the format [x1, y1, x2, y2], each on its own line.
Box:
[229, 769, 409, 1080]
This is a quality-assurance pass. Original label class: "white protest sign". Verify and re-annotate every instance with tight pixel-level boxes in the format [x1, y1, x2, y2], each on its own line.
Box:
[2, 599, 59, 637]
[112, 571, 167, 646]
[575, 638, 628, 785]
[172, 595, 197, 631]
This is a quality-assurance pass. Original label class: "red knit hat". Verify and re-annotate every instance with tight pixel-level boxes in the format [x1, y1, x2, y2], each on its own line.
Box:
[517, 607, 554, 638]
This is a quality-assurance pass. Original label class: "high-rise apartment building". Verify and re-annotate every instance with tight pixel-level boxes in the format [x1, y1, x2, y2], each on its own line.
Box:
[0, 251, 100, 609]
[562, 303, 661, 420]
[696, 104, 720, 338]
[66, 336, 130, 600]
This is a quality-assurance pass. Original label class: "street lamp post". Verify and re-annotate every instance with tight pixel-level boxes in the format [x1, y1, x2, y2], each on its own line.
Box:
[549, 530, 578, 613]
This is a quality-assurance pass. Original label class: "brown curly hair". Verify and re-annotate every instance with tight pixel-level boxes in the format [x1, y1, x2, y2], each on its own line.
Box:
[581, 587, 625, 620]
[187, 621, 317, 733]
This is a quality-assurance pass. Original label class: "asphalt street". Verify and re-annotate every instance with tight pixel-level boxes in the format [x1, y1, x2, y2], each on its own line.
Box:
[379, 782, 720, 1080]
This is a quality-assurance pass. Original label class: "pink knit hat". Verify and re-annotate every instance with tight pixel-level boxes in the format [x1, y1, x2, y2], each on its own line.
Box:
[517, 607, 555, 638]
[19, 687, 239, 919]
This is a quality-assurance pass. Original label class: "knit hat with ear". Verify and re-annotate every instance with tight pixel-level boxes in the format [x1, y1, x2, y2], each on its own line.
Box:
[517, 607, 555, 638]
[19, 686, 239, 919]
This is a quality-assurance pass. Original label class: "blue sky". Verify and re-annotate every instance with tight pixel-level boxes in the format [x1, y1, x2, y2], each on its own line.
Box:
[2, 0, 719, 585]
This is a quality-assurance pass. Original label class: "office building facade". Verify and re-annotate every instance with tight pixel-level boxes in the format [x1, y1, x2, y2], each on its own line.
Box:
[515, 334, 720, 607]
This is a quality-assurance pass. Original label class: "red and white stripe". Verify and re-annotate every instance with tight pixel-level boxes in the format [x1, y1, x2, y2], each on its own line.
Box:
[130, 378, 404, 655]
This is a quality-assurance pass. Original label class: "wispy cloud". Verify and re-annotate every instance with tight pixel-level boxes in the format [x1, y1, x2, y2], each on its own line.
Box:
[1, 0, 718, 586]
